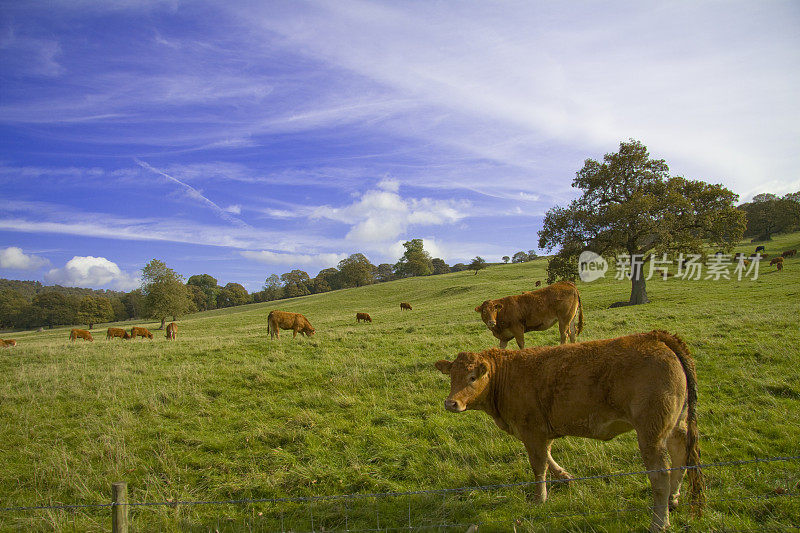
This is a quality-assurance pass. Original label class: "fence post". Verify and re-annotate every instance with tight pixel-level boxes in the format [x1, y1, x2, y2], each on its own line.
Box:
[112, 482, 128, 533]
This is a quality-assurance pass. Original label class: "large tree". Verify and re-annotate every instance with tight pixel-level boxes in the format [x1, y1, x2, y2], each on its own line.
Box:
[375, 263, 395, 283]
[538, 140, 745, 305]
[394, 239, 434, 277]
[280, 270, 312, 297]
[432, 258, 450, 274]
[217, 282, 250, 307]
[738, 192, 800, 241]
[261, 274, 284, 301]
[338, 254, 376, 287]
[141, 259, 192, 329]
[76, 296, 114, 329]
[468, 256, 487, 275]
[187, 274, 220, 311]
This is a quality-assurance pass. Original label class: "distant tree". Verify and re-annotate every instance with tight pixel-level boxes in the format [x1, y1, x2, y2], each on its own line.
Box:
[375, 263, 395, 283]
[502, 256, 510, 264]
[512, 251, 528, 263]
[122, 289, 145, 319]
[468, 256, 487, 275]
[109, 297, 128, 322]
[431, 258, 450, 275]
[450, 263, 467, 272]
[187, 284, 207, 311]
[141, 259, 192, 329]
[0, 289, 28, 329]
[739, 192, 800, 241]
[217, 282, 250, 307]
[338, 254, 376, 287]
[30, 292, 77, 329]
[394, 239, 434, 277]
[538, 139, 745, 305]
[281, 270, 312, 297]
[76, 296, 114, 329]
[527, 250, 538, 261]
[309, 276, 331, 294]
[187, 274, 220, 311]
[315, 268, 342, 291]
[262, 274, 284, 301]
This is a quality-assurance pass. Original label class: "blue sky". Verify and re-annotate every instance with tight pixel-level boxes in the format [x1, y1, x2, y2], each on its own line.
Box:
[1, 1, 798, 292]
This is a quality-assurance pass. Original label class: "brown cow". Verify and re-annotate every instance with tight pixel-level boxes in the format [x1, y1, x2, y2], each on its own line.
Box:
[535, 280, 541, 287]
[165, 322, 178, 340]
[434, 330, 704, 532]
[769, 257, 783, 266]
[475, 281, 583, 348]
[356, 312, 372, 323]
[70, 328, 93, 342]
[107, 327, 130, 340]
[400, 302, 412, 311]
[1, 339, 17, 347]
[777, 261, 783, 271]
[782, 249, 797, 258]
[268, 310, 315, 340]
[130, 326, 153, 340]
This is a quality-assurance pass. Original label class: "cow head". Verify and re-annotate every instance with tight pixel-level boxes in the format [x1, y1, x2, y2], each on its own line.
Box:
[434, 352, 491, 412]
[474, 300, 502, 329]
[303, 325, 316, 336]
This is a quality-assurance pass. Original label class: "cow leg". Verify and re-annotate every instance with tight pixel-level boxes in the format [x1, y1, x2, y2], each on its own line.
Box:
[558, 319, 569, 344]
[292, 327, 298, 339]
[522, 437, 549, 503]
[546, 441, 573, 481]
[638, 434, 672, 532]
[666, 421, 689, 510]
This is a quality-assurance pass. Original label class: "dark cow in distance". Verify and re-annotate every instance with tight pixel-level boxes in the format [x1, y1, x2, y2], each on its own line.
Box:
[268, 310, 315, 340]
[165, 322, 177, 340]
[769, 257, 783, 266]
[130, 326, 153, 340]
[107, 327, 130, 340]
[475, 281, 583, 348]
[356, 312, 372, 323]
[70, 328, 93, 342]
[534, 280, 541, 287]
[782, 249, 797, 258]
[434, 330, 705, 532]
[754, 245, 765, 253]
[400, 302, 412, 311]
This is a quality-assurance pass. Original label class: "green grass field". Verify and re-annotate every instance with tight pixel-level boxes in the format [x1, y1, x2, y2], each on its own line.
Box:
[2, 235, 799, 532]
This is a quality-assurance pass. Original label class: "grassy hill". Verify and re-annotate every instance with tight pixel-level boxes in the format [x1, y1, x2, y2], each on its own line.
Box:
[1, 234, 799, 531]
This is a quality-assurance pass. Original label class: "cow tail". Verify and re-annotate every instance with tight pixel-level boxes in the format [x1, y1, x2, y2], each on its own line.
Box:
[653, 330, 706, 516]
[576, 292, 584, 336]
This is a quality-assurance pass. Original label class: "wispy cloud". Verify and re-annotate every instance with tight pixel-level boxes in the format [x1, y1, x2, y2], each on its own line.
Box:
[239, 250, 347, 269]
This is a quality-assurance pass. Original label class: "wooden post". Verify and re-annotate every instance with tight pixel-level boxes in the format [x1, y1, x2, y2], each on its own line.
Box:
[112, 482, 128, 533]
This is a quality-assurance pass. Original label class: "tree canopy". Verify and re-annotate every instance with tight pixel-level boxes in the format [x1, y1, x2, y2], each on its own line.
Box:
[141, 259, 192, 328]
[538, 139, 745, 305]
[738, 192, 800, 241]
[337, 254, 376, 287]
[468, 256, 487, 275]
[394, 239, 433, 277]
[76, 296, 114, 329]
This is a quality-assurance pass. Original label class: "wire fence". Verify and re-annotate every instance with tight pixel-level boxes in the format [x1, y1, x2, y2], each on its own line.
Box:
[2, 455, 799, 531]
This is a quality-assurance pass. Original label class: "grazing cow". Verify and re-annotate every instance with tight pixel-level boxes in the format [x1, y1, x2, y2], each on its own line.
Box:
[70, 329, 93, 342]
[769, 257, 783, 266]
[782, 249, 797, 258]
[107, 327, 130, 340]
[755, 245, 765, 253]
[475, 281, 583, 348]
[400, 302, 412, 311]
[130, 326, 153, 340]
[267, 310, 315, 340]
[1, 339, 17, 347]
[434, 330, 705, 532]
[535, 280, 541, 287]
[165, 322, 177, 340]
[356, 312, 372, 323]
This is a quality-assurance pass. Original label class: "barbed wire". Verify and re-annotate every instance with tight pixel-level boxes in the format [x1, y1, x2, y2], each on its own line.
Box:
[1, 454, 797, 514]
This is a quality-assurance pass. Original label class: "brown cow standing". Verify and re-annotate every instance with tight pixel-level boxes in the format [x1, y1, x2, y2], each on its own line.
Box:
[267, 310, 315, 340]
[356, 312, 372, 323]
[769, 257, 783, 266]
[130, 326, 153, 340]
[400, 302, 412, 311]
[1, 339, 17, 347]
[434, 330, 704, 532]
[107, 327, 130, 340]
[475, 280, 583, 348]
[70, 328, 93, 342]
[165, 322, 178, 340]
[782, 249, 797, 258]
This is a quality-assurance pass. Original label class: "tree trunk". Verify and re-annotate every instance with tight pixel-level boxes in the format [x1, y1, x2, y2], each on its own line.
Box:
[159, 317, 166, 330]
[629, 262, 649, 305]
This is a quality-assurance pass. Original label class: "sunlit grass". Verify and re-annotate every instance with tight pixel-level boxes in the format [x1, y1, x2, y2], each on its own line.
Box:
[1, 234, 799, 531]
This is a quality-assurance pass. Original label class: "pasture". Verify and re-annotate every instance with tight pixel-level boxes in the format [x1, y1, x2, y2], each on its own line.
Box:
[1, 234, 799, 531]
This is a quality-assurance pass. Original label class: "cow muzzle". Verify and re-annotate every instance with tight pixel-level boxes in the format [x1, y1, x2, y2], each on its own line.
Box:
[486, 320, 496, 328]
[444, 399, 465, 412]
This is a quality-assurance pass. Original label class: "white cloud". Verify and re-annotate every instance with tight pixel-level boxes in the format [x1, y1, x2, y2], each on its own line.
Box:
[312, 185, 469, 243]
[0, 246, 50, 270]
[240, 250, 347, 268]
[45, 256, 140, 290]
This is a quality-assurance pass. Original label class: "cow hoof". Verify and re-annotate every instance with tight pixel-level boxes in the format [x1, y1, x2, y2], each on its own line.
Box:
[552, 470, 573, 481]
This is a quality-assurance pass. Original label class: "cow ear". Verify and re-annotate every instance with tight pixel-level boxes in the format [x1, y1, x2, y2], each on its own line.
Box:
[474, 305, 481, 313]
[434, 360, 453, 374]
[475, 362, 488, 378]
